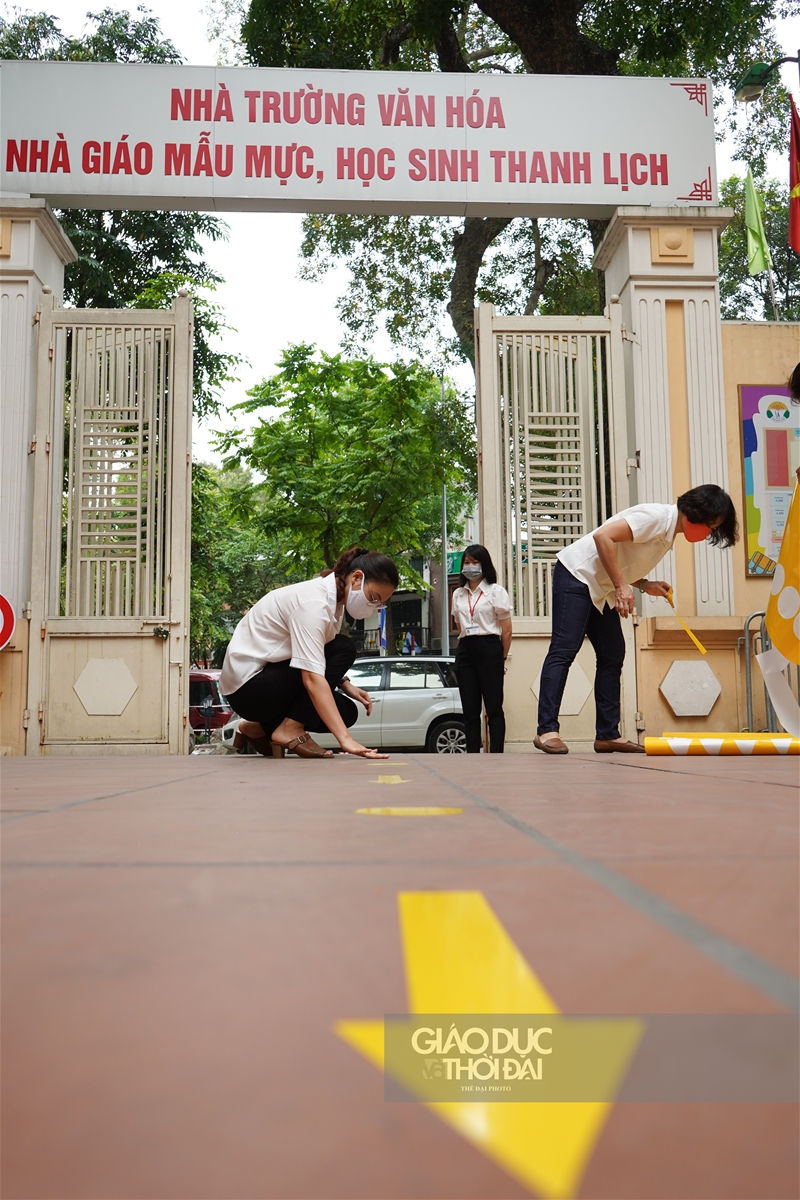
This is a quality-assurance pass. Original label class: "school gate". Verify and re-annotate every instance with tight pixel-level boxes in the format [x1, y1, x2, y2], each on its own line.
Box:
[1, 61, 780, 753]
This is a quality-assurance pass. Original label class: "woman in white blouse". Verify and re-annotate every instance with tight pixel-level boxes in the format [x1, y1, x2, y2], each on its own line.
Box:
[451, 545, 512, 753]
[220, 546, 398, 759]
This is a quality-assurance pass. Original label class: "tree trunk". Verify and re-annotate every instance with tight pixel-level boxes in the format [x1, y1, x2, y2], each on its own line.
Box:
[449, 217, 513, 360]
[588, 217, 610, 311]
[523, 217, 556, 314]
[475, 0, 617, 75]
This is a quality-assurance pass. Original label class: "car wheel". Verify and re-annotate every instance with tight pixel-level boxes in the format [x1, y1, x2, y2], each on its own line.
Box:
[427, 720, 467, 754]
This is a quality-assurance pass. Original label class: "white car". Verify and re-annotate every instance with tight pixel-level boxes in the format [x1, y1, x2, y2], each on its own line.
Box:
[220, 656, 466, 753]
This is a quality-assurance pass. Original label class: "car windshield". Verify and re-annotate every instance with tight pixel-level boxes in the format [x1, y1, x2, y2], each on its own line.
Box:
[349, 663, 384, 690]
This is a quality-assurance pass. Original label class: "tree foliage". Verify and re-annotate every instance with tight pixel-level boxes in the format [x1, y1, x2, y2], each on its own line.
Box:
[190, 462, 289, 662]
[718, 174, 800, 321]
[239, 0, 797, 362]
[0, 4, 182, 60]
[217, 344, 477, 578]
[0, 6, 240, 414]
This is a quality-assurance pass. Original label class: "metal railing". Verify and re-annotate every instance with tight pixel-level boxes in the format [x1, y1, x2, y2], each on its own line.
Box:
[739, 611, 800, 732]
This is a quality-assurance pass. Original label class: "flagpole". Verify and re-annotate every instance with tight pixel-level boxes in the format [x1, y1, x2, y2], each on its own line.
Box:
[766, 267, 781, 322]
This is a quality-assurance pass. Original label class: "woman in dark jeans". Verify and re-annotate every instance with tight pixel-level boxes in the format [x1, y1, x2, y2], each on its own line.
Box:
[451, 544, 512, 752]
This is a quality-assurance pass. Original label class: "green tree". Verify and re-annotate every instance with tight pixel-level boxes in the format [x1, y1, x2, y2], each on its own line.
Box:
[0, 6, 240, 414]
[718, 174, 800, 321]
[133, 273, 245, 420]
[216, 344, 477, 579]
[190, 462, 290, 663]
[239, 0, 794, 361]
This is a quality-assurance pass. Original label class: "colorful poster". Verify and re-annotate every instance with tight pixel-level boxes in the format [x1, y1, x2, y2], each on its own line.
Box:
[740, 386, 800, 576]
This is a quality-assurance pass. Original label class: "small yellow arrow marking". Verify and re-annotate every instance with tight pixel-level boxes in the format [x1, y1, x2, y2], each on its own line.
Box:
[372, 775, 410, 784]
[336, 892, 641, 1199]
[356, 806, 463, 816]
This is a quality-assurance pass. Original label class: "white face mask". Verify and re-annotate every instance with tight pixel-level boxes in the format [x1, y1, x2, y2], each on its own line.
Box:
[462, 564, 483, 581]
[345, 575, 381, 620]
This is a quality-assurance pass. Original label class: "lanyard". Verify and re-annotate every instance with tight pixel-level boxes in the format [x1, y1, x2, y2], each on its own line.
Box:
[467, 588, 483, 620]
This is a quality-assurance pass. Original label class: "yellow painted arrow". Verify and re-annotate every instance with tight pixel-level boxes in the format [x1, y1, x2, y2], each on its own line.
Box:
[336, 892, 641, 1199]
[356, 807, 463, 816]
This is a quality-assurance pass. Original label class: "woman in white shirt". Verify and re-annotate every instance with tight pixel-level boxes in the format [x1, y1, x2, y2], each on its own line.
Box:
[451, 544, 512, 752]
[220, 547, 398, 759]
[534, 485, 738, 756]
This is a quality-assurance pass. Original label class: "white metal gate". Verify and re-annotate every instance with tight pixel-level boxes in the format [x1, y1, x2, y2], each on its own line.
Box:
[25, 292, 192, 754]
[475, 302, 632, 623]
[474, 300, 638, 743]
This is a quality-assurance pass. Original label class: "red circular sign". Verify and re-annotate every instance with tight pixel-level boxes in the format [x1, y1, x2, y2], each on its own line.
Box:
[0, 594, 16, 651]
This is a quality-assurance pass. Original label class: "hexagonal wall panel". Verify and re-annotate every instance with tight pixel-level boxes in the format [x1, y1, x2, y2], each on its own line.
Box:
[73, 658, 138, 716]
[530, 661, 592, 715]
[659, 659, 721, 717]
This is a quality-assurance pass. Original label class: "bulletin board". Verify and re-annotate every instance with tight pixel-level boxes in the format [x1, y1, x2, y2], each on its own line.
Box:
[740, 385, 800, 576]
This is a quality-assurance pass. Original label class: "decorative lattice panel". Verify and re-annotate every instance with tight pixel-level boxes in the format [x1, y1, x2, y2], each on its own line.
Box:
[486, 322, 613, 618]
[54, 323, 172, 618]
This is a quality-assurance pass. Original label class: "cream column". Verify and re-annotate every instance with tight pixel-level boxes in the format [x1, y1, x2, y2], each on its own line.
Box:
[0, 198, 76, 754]
[594, 207, 735, 618]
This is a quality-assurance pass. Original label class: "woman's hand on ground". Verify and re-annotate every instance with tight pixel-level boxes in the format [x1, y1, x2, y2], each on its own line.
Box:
[614, 582, 635, 617]
[641, 579, 671, 598]
[338, 735, 388, 759]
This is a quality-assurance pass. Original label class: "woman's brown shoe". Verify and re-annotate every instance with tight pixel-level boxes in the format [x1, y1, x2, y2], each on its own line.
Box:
[594, 738, 645, 753]
[274, 733, 333, 759]
[533, 734, 569, 754]
[233, 729, 274, 756]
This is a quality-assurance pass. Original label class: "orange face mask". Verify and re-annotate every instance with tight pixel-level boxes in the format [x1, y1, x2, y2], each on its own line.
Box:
[682, 520, 711, 543]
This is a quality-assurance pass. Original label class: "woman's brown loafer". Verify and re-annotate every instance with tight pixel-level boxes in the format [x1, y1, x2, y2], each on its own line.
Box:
[594, 738, 645, 753]
[533, 734, 569, 754]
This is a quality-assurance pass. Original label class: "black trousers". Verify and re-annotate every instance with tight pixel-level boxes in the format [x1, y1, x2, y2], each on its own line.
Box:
[455, 633, 505, 753]
[226, 634, 358, 736]
[537, 561, 625, 740]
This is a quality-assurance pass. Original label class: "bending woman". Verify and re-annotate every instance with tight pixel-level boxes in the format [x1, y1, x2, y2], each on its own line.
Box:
[451, 544, 512, 753]
[220, 547, 398, 759]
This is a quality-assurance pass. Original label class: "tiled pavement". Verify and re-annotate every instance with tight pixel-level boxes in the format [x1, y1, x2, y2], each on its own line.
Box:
[2, 752, 797, 1199]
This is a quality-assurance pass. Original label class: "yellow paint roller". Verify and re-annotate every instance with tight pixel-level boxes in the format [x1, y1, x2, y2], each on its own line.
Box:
[666, 586, 707, 655]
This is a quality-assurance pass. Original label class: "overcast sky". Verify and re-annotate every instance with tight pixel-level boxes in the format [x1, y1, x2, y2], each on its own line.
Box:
[33, 2, 800, 459]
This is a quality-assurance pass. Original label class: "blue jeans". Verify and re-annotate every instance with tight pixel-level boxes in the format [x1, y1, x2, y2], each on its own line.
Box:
[537, 561, 625, 740]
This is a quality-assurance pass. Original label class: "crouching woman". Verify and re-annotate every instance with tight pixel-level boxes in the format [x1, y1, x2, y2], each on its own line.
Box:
[220, 547, 398, 759]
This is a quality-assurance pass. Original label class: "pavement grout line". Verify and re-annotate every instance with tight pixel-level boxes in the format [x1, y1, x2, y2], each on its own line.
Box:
[0, 765, 232, 824]
[417, 758, 800, 1013]
[2, 857, 555, 869]
[598, 757, 800, 789]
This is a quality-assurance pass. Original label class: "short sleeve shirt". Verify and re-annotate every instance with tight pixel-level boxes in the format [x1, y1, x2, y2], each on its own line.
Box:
[220, 574, 343, 694]
[556, 504, 679, 611]
[451, 580, 511, 636]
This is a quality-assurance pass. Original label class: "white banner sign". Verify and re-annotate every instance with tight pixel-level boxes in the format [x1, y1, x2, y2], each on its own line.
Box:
[0, 62, 717, 216]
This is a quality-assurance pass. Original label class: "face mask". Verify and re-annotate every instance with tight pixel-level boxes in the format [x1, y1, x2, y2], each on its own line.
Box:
[462, 564, 483, 581]
[345, 576, 380, 620]
[683, 520, 712, 543]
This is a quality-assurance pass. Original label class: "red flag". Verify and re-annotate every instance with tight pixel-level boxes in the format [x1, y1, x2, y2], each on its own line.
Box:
[790, 98, 800, 253]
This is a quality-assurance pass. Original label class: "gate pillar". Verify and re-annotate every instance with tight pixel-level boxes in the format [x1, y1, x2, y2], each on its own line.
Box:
[0, 199, 76, 755]
[594, 206, 734, 619]
[594, 205, 749, 737]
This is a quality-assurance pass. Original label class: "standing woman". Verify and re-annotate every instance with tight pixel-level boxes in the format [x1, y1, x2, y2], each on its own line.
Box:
[220, 547, 398, 759]
[451, 544, 512, 753]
